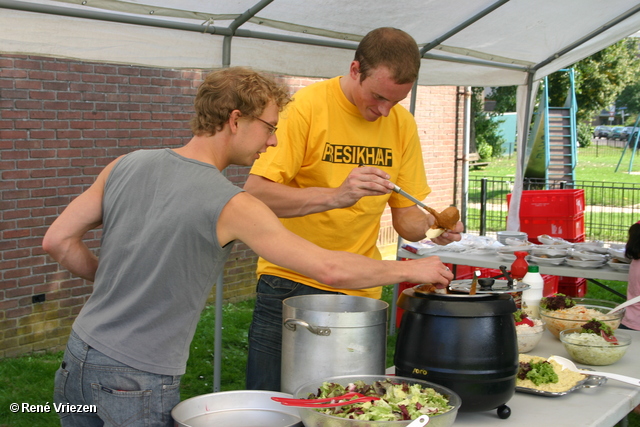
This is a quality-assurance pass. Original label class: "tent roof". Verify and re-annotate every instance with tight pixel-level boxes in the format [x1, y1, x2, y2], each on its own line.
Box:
[2, 0, 640, 86]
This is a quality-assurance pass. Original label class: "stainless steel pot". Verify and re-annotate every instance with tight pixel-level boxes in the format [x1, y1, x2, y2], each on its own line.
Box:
[280, 294, 388, 394]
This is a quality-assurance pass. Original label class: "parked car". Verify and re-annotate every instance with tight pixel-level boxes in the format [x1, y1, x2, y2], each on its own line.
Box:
[628, 129, 640, 149]
[593, 125, 612, 138]
[620, 126, 635, 141]
[610, 127, 624, 140]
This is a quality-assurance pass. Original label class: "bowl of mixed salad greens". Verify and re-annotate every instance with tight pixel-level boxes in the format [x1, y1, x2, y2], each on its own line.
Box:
[539, 294, 624, 339]
[292, 374, 461, 427]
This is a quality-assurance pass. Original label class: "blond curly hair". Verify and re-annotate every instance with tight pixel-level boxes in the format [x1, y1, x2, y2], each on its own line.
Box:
[190, 67, 291, 136]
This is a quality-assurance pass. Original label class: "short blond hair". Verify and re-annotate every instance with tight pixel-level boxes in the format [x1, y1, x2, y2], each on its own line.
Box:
[190, 67, 291, 136]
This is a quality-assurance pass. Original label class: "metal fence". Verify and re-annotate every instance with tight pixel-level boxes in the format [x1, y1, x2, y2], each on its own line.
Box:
[466, 176, 640, 244]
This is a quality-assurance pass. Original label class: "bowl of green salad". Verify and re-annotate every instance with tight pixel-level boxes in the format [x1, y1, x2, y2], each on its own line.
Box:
[292, 374, 461, 427]
[559, 320, 632, 366]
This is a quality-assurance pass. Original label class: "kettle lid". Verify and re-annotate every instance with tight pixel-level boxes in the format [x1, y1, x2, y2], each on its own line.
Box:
[397, 287, 517, 317]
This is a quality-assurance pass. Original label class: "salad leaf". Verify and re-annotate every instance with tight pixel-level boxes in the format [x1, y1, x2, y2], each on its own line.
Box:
[517, 361, 558, 386]
[580, 319, 618, 344]
[307, 379, 453, 421]
[580, 319, 614, 337]
[540, 293, 575, 311]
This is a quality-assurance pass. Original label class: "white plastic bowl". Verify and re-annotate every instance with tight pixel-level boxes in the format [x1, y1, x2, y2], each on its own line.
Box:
[516, 319, 545, 353]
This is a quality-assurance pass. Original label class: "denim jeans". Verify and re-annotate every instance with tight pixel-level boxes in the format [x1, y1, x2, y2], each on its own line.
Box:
[54, 331, 181, 427]
[245, 275, 343, 391]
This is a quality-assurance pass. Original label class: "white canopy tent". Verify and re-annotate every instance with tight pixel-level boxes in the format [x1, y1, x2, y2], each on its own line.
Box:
[3, 0, 640, 227]
[3, 0, 640, 390]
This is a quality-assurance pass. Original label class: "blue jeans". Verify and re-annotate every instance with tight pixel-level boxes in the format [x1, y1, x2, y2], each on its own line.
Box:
[54, 331, 181, 427]
[245, 275, 343, 391]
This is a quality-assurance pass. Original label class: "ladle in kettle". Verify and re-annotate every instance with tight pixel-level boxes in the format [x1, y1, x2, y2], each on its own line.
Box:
[548, 355, 640, 386]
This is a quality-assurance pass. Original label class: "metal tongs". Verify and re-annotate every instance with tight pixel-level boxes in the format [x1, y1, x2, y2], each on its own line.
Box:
[271, 392, 381, 408]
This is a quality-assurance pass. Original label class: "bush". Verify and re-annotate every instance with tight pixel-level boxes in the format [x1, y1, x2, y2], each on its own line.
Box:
[578, 122, 592, 148]
[477, 142, 494, 159]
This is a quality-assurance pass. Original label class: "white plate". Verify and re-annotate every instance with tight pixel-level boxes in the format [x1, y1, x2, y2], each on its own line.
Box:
[608, 248, 630, 262]
[537, 235, 572, 247]
[529, 255, 566, 266]
[573, 242, 609, 254]
[496, 244, 535, 253]
[565, 258, 607, 269]
[497, 252, 517, 262]
[607, 260, 631, 271]
[531, 245, 568, 257]
[567, 249, 608, 262]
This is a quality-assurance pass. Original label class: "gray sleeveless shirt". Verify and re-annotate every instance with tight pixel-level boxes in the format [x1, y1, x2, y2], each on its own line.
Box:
[73, 149, 242, 375]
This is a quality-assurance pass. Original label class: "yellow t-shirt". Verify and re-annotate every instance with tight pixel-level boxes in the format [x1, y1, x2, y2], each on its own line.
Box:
[250, 76, 430, 299]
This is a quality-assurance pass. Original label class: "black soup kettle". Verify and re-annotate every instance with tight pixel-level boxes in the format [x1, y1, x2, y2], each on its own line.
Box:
[394, 287, 518, 419]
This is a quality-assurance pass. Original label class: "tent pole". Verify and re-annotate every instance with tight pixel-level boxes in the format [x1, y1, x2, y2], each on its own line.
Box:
[213, 271, 223, 392]
[0, 0, 357, 50]
[216, 0, 274, 391]
[507, 72, 537, 232]
[222, 0, 274, 67]
[462, 86, 472, 230]
[390, 79, 420, 336]
[420, 0, 511, 54]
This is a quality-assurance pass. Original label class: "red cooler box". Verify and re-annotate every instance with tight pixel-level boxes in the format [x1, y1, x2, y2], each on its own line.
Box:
[558, 277, 587, 297]
[507, 189, 585, 218]
[506, 189, 586, 243]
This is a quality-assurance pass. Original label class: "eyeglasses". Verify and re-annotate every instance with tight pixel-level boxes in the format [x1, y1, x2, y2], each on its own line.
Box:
[253, 117, 278, 135]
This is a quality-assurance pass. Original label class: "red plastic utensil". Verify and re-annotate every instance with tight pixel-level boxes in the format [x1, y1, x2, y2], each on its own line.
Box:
[272, 391, 362, 404]
[271, 392, 380, 408]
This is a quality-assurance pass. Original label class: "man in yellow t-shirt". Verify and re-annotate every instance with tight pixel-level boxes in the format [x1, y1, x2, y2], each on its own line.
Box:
[244, 27, 463, 391]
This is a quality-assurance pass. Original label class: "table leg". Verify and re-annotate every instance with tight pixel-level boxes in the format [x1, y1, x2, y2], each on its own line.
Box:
[587, 278, 626, 299]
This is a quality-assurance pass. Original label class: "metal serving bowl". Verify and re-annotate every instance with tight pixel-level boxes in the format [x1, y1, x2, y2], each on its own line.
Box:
[292, 374, 461, 427]
[171, 390, 302, 427]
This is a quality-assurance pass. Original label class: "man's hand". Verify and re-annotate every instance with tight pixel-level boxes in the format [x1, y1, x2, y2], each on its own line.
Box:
[409, 256, 454, 288]
[333, 166, 394, 208]
[430, 220, 464, 245]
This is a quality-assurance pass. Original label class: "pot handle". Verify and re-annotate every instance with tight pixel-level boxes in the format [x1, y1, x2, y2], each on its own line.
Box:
[283, 318, 331, 336]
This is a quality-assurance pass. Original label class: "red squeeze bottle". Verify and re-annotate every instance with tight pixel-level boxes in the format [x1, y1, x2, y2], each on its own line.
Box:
[510, 251, 529, 281]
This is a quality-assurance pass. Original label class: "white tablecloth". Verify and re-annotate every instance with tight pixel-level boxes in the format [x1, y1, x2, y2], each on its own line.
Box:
[388, 329, 640, 426]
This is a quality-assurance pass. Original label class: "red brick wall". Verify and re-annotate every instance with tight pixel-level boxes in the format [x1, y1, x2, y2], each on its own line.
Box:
[0, 54, 464, 357]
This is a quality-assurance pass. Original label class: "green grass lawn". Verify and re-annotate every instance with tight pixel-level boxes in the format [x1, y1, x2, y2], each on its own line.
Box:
[473, 144, 640, 183]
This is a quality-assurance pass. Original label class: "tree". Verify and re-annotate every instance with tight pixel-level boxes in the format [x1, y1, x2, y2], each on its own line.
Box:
[474, 37, 640, 157]
[494, 38, 640, 121]
[548, 38, 640, 122]
[471, 87, 505, 159]
[615, 72, 640, 118]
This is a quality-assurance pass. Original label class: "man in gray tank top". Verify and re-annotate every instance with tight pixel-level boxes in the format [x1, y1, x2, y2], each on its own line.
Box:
[43, 67, 454, 426]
